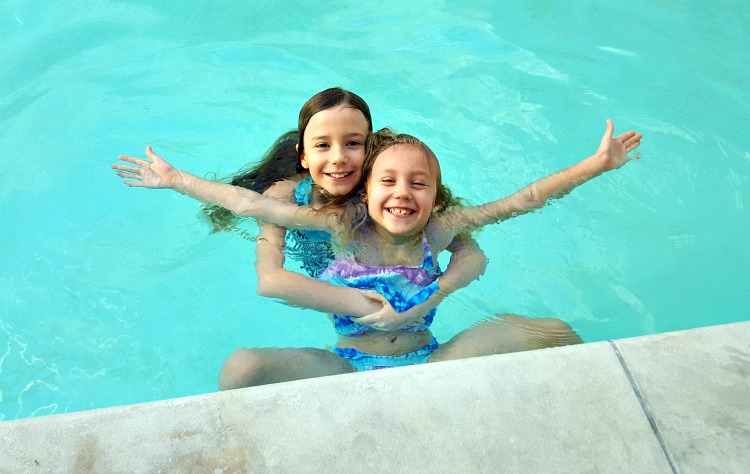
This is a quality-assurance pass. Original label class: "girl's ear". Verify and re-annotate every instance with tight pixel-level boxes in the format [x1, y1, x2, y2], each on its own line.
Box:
[298, 146, 309, 169]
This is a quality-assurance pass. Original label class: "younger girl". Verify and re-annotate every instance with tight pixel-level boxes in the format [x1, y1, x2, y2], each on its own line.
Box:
[114, 119, 639, 382]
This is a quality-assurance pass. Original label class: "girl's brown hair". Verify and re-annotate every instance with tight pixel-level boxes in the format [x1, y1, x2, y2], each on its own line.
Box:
[330, 128, 463, 250]
[362, 128, 458, 211]
[205, 87, 372, 231]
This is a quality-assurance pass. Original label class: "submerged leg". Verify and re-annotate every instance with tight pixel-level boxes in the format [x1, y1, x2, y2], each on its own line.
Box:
[429, 314, 582, 363]
[218, 347, 356, 390]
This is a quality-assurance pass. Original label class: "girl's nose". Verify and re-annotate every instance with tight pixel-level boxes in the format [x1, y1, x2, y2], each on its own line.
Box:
[393, 182, 411, 199]
[329, 145, 348, 164]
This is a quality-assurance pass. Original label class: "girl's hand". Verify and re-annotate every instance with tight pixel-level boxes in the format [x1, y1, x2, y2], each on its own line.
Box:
[352, 293, 427, 332]
[112, 146, 183, 189]
[596, 119, 643, 171]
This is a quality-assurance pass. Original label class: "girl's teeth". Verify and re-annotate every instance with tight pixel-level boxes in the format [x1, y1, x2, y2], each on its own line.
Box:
[389, 208, 412, 216]
[329, 172, 349, 178]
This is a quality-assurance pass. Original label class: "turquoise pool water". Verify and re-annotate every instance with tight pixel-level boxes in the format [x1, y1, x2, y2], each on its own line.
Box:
[1, 1, 748, 421]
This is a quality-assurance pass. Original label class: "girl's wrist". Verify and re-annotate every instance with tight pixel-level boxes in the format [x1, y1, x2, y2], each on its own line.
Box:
[174, 170, 187, 191]
[435, 278, 455, 298]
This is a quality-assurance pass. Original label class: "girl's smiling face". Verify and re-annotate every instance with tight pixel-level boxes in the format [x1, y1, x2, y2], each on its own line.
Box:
[365, 144, 437, 242]
[299, 105, 369, 196]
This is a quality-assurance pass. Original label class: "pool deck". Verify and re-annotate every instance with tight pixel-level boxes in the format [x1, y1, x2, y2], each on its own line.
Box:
[1, 321, 748, 473]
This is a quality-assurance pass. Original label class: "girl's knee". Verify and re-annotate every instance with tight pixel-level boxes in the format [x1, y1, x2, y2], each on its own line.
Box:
[536, 317, 574, 332]
[494, 314, 583, 347]
[524, 317, 583, 346]
[218, 348, 267, 390]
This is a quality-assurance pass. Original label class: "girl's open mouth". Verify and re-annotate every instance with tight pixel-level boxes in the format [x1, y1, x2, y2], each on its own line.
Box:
[387, 208, 414, 216]
[326, 172, 352, 179]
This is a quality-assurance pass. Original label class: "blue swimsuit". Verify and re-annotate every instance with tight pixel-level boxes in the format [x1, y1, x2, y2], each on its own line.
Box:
[319, 232, 442, 371]
[284, 176, 335, 277]
[289, 176, 442, 371]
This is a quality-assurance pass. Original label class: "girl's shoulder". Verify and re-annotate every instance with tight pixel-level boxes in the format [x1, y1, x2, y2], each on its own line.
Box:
[423, 220, 452, 255]
[263, 173, 309, 200]
[425, 207, 470, 254]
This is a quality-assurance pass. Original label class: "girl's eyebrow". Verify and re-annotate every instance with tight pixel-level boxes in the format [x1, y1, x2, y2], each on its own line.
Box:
[310, 132, 365, 141]
[342, 132, 366, 140]
[377, 168, 431, 178]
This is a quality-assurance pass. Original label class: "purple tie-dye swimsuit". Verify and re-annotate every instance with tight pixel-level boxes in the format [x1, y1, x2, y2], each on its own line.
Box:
[319, 231, 442, 371]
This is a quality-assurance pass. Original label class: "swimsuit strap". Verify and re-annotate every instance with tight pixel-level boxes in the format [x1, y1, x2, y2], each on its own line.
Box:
[420, 230, 436, 272]
[295, 175, 314, 206]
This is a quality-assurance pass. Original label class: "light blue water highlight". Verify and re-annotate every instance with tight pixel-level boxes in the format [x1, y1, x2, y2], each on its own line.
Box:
[1, 0, 748, 420]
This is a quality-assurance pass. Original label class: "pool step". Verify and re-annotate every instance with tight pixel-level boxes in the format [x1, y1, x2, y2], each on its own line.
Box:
[1, 321, 748, 473]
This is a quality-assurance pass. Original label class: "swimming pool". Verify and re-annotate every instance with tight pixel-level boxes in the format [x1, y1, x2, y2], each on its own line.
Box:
[1, 0, 748, 421]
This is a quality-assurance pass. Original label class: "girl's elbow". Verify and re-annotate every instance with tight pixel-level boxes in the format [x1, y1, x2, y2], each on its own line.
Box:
[475, 253, 488, 277]
[233, 193, 265, 217]
[236, 202, 259, 217]
[522, 187, 546, 210]
[256, 274, 282, 298]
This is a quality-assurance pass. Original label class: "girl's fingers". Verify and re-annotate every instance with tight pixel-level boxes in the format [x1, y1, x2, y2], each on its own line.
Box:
[599, 119, 615, 149]
[112, 164, 139, 173]
[118, 155, 141, 165]
[145, 145, 159, 161]
[118, 155, 153, 166]
[116, 170, 141, 178]
[360, 290, 387, 304]
[624, 134, 642, 148]
[617, 131, 642, 143]
[616, 131, 636, 141]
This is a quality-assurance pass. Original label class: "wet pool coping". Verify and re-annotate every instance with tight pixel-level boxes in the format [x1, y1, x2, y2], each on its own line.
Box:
[1, 321, 748, 473]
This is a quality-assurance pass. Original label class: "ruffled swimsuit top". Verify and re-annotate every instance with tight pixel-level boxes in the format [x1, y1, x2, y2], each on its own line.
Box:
[284, 175, 334, 277]
[319, 231, 442, 336]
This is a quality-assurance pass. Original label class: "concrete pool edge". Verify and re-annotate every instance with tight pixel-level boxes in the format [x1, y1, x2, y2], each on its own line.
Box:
[1, 321, 748, 473]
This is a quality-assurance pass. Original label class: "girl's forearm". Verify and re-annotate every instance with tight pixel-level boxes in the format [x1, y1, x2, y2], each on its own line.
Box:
[464, 151, 610, 229]
[437, 235, 487, 295]
[255, 224, 381, 317]
[258, 268, 382, 317]
[522, 152, 605, 205]
[174, 170, 265, 216]
[467, 120, 640, 228]
[379, 236, 485, 325]
[175, 171, 330, 231]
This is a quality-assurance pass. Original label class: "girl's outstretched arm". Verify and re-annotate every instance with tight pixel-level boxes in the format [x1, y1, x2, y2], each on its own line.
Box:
[112, 146, 335, 233]
[445, 119, 642, 232]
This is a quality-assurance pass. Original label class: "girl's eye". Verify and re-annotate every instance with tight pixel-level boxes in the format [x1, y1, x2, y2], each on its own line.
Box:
[412, 181, 427, 187]
[315, 143, 330, 149]
[381, 178, 395, 184]
[347, 140, 363, 147]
